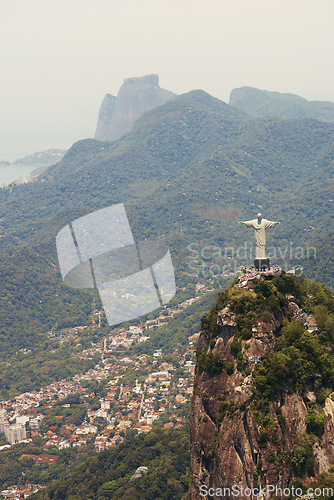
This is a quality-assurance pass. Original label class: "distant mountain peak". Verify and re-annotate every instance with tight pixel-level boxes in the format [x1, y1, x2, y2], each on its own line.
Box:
[94, 74, 176, 142]
[123, 74, 159, 86]
[229, 86, 334, 122]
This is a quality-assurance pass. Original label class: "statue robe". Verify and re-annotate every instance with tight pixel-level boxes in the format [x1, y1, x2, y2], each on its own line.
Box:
[239, 218, 279, 259]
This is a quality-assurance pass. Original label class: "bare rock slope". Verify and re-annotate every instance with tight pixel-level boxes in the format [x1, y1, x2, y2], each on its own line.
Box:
[94, 74, 175, 141]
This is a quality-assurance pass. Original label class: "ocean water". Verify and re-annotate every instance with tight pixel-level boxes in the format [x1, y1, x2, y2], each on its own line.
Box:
[0, 164, 47, 186]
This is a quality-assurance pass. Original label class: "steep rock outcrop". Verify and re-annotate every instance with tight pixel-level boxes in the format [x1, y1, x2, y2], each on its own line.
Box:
[93, 93, 116, 141]
[229, 86, 334, 123]
[190, 275, 334, 499]
[94, 74, 175, 141]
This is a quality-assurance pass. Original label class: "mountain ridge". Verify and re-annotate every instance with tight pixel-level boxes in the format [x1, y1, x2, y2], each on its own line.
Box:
[0, 83, 333, 499]
[229, 86, 334, 122]
[0, 89, 333, 282]
[0, 88, 333, 365]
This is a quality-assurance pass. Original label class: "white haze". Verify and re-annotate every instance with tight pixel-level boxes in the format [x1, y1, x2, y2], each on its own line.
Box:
[1, 0, 333, 160]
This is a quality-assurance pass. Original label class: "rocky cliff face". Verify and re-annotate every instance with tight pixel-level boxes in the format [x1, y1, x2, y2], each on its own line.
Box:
[94, 74, 175, 141]
[93, 93, 116, 142]
[229, 86, 334, 123]
[190, 274, 334, 499]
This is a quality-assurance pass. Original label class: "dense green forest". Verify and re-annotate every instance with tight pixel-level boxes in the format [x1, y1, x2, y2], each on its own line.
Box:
[0, 243, 96, 356]
[0, 90, 333, 266]
[30, 427, 190, 500]
[0, 89, 333, 365]
[0, 89, 333, 498]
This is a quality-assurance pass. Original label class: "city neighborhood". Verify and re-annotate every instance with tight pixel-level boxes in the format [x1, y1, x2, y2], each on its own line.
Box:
[0, 287, 209, 498]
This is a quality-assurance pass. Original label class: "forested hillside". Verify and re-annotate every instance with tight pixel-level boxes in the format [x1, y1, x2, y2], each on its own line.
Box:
[31, 427, 190, 500]
[0, 87, 333, 500]
[0, 89, 333, 361]
[1, 90, 333, 256]
[229, 86, 334, 122]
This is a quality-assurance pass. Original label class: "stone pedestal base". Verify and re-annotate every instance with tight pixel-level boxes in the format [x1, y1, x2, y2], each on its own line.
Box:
[254, 258, 270, 271]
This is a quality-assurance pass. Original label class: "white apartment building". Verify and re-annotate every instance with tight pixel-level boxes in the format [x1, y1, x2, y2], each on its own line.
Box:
[4, 424, 26, 444]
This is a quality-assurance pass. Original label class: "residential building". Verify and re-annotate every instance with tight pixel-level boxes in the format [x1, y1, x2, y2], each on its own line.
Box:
[4, 424, 26, 444]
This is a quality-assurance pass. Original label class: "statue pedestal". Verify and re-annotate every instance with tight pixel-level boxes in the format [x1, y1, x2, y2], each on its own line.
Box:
[254, 258, 270, 271]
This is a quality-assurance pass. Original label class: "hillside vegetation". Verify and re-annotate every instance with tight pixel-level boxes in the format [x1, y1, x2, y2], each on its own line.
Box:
[191, 273, 334, 496]
[30, 427, 190, 500]
[229, 86, 334, 122]
[0, 89, 333, 366]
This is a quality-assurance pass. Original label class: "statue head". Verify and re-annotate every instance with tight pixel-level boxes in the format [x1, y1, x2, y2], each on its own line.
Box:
[257, 213, 262, 221]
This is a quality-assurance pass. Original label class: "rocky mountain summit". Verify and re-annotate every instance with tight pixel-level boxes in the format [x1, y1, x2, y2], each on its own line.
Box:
[229, 86, 334, 123]
[190, 273, 334, 499]
[94, 74, 175, 141]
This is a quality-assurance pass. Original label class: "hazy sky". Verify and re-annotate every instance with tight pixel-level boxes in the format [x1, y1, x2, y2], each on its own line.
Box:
[1, 0, 334, 161]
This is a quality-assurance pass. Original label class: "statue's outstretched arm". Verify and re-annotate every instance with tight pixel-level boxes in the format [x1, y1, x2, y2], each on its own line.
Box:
[265, 220, 281, 228]
[238, 220, 255, 228]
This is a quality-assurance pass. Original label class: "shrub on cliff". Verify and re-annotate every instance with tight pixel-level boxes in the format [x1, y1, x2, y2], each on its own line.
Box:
[306, 411, 326, 436]
[292, 434, 316, 474]
[197, 352, 233, 375]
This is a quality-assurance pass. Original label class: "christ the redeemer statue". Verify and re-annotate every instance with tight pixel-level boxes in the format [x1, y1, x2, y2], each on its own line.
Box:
[238, 213, 280, 270]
